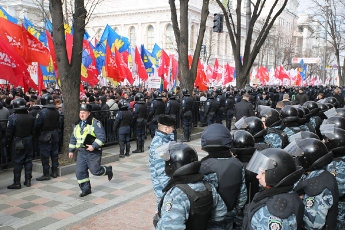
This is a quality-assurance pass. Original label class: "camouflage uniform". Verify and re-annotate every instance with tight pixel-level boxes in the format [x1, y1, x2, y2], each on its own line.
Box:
[326, 157, 345, 230]
[156, 181, 228, 230]
[295, 170, 335, 230]
[251, 205, 299, 229]
[149, 130, 175, 207]
[264, 127, 283, 148]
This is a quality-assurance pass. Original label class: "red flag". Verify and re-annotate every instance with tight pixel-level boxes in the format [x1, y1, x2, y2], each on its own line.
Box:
[158, 49, 170, 77]
[223, 63, 234, 85]
[115, 47, 133, 84]
[257, 66, 269, 85]
[135, 47, 148, 81]
[296, 72, 302, 86]
[37, 64, 44, 94]
[0, 18, 24, 56]
[212, 59, 221, 80]
[171, 55, 178, 82]
[105, 45, 122, 82]
[195, 61, 208, 91]
[66, 33, 73, 63]
[0, 35, 29, 86]
[275, 65, 290, 81]
[188, 55, 193, 69]
[82, 40, 99, 86]
[22, 28, 50, 66]
[206, 65, 213, 82]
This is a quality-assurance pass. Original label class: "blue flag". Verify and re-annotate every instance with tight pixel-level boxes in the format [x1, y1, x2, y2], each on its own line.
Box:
[0, 6, 18, 24]
[298, 59, 307, 81]
[99, 25, 130, 53]
[152, 43, 162, 60]
[45, 18, 53, 32]
[141, 44, 154, 73]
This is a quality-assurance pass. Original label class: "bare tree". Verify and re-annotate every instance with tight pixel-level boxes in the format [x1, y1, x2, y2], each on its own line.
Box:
[311, 0, 345, 85]
[49, 0, 86, 159]
[216, 0, 289, 88]
[168, 0, 210, 92]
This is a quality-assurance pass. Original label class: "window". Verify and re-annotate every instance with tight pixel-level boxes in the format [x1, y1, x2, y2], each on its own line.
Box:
[147, 25, 154, 50]
[165, 24, 174, 50]
[190, 25, 195, 49]
[226, 35, 230, 55]
[129, 26, 136, 46]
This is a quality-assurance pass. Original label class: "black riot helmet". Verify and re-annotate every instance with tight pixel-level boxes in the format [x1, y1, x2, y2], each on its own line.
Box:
[134, 93, 145, 103]
[325, 97, 339, 108]
[182, 88, 190, 96]
[225, 91, 232, 98]
[244, 116, 264, 136]
[303, 101, 319, 116]
[232, 130, 255, 148]
[260, 108, 281, 128]
[167, 91, 176, 99]
[246, 149, 304, 187]
[324, 103, 334, 110]
[215, 87, 222, 95]
[40, 93, 54, 105]
[163, 143, 200, 177]
[13, 98, 27, 111]
[153, 91, 161, 99]
[317, 103, 328, 113]
[323, 116, 345, 130]
[322, 127, 345, 151]
[281, 105, 299, 123]
[290, 138, 333, 172]
[118, 99, 129, 110]
[336, 108, 345, 118]
[206, 91, 214, 99]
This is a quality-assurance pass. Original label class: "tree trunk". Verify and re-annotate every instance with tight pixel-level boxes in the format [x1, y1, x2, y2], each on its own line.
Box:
[49, 0, 86, 160]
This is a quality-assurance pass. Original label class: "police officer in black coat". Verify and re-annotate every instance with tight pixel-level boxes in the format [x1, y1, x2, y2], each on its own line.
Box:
[35, 94, 60, 181]
[234, 93, 255, 121]
[132, 93, 147, 153]
[204, 91, 218, 125]
[224, 91, 234, 130]
[165, 91, 180, 141]
[215, 87, 226, 124]
[147, 91, 165, 138]
[7, 98, 35, 189]
[180, 89, 193, 142]
[114, 100, 132, 158]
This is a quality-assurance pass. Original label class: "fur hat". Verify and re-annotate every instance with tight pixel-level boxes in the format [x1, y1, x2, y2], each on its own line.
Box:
[158, 114, 175, 126]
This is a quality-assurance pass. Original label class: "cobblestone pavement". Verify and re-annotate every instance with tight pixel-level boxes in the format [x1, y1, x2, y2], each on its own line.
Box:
[0, 135, 207, 230]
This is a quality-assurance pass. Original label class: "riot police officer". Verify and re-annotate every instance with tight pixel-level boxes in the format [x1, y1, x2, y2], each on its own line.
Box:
[132, 93, 147, 153]
[303, 101, 322, 137]
[35, 93, 60, 181]
[200, 124, 247, 229]
[165, 91, 180, 141]
[215, 87, 225, 124]
[147, 91, 165, 138]
[155, 143, 228, 229]
[180, 89, 193, 142]
[7, 98, 35, 189]
[224, 91, 234, 130]
[243, 148, 305, 229]
[291, 138, 338, 230]
[114, 99, 132, 158]
[68, 103, 113, 197]
[204, 91, 217, 125]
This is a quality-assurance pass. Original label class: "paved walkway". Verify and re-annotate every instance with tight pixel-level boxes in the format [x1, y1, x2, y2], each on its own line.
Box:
[0, 136, 207, 230]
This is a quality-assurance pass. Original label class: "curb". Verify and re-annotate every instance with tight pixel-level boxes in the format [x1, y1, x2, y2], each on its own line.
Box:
[32, 154, 119, 176]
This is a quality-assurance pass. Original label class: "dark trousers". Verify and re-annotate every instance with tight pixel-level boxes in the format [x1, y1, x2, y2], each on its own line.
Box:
[12, 136, 33, 182]
[76, 149, 105, 192]
[182, 111, 192, 140]
[39, 141, 59, 174]
[1, 130, 7, 166]
[119, 132, 130, 154]
[135, 125, 145, 149]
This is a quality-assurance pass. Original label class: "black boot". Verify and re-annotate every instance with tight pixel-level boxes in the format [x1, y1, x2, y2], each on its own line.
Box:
[7, 182, 21, 189]
[50, 167, 58, 178]
[79, 190, 92, 197]
[125, 151, 130, 157]
[8, 177, 21, 189]
[119, 151, 125, 158]
[132, 141, 141, 153]
[24, 177, 32, 187]
[36, 169, 51, 181]
[106, 166, 113, 181]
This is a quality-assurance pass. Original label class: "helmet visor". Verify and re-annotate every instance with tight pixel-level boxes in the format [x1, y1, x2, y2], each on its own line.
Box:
[234, 117, 248, 129]
[246, 150, 276, 174]
[324, 107, 338, 118]
[284, 140, 304, 156]
[320, 124, 336, 139]
[289, 132, 302, 143]
[258, 105, 271, 114]
[157, 141, 176, 161]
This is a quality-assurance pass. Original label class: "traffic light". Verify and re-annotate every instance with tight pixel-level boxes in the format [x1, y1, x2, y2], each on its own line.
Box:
[213, 13, 224, 33]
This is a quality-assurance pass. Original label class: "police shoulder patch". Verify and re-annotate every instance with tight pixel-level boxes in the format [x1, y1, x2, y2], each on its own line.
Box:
[165, 201, 173, 212]
[133, 108, 135, 112]
[305, 197, 315, 209]
[268, 216, 283, 230]
[97, 121, 101, 128]
[207, 102, 210, 105]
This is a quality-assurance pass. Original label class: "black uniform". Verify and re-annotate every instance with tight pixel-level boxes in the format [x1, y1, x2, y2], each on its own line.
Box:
[165, 97, 180, 141]
[6, 110, 35, 188]
[147, 98, 165, 138]
[224, 95, 234, 130]
[114, 109, 132, 157]
[181, 95, 193, 142]
[132, 102, 147, 153]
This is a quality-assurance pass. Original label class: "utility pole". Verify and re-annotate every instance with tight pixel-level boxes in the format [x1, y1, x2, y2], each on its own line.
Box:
[323, 1, 329, 84]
